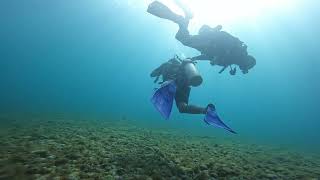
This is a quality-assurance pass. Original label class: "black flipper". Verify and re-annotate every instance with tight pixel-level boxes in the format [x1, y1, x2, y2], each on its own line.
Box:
[204, 106, 236, 134]
[147, 1, 184, 24]
[151, 81, 177, 120]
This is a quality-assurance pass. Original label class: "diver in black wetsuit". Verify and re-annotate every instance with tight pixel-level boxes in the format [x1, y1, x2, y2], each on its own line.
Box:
[147, 1, 256, 75]
[151, 56, 214, 114]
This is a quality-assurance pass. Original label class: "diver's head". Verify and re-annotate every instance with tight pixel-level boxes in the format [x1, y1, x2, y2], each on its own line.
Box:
[239, 55, 256, 74]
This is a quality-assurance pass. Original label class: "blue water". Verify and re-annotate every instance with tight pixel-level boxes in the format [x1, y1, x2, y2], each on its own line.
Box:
[1, 1, 320, 153]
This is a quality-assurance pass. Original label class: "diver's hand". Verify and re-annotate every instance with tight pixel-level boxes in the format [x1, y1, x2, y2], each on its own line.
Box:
[206, 103, 216, 111]
[242, 69, 249, 74]
[229, 67, 237, 75]
[190, 58, 198, 65]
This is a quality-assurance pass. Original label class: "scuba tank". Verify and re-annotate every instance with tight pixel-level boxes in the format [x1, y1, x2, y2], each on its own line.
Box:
[151, 56, 203, 87]
[182, 61, 203, 87]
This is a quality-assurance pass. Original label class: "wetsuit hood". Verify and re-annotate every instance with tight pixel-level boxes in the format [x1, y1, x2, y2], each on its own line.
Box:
[239, 55, 256, 73]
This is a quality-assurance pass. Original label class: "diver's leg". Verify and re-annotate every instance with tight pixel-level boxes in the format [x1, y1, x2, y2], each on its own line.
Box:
[147, 1, 193, 46]
[173, 0, 193, 19]
[175, 23, 192, 46]
[177, 102, 207, 114]
[175, 87, 207, 114]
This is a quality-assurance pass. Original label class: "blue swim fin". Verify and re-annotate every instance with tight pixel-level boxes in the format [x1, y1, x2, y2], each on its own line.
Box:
[204, 106, 236, 134]
[151, 81, 177, 120]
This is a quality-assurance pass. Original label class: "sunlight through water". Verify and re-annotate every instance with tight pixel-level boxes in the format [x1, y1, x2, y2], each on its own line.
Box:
[163, 0, 298, 26]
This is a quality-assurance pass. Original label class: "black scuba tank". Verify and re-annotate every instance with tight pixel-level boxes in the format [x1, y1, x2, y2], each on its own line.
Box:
[182, 61, 203, 87]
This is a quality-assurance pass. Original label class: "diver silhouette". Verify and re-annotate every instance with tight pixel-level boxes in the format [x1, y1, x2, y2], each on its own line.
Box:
[147, 1, 256, 75]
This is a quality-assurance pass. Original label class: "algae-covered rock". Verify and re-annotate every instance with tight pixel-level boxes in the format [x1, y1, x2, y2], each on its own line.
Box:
[66, 172, 80, 180]
[31, 150, 49, 158]
[199, 164, 208, 171]
[265, 173, 278, 179]
[194, 170, 210, 180]
[65, 153, 81, 160]
[54, 158, 68, 166]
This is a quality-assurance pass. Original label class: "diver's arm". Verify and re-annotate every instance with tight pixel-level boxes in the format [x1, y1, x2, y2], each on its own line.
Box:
[191, 54, 217, 67]
[150, 64, 166, 77]
[191, 54, 211, 61]
[150, 68, 161, 77]
[219, 66, 227, 74]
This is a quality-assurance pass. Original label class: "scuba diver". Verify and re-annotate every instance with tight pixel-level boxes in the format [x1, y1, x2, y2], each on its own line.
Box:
[151, 56, 236, 133]
[151, 56, 208, 114]
[147, 1, 256, 75]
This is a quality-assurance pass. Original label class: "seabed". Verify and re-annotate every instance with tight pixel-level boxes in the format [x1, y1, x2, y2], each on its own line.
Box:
[0, 114, 319, 180]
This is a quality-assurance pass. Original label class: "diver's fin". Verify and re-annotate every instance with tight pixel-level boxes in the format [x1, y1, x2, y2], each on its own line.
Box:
[147, 1, 184, 24]
[173, 0, 193, 19]
[204, 106, 236, 134]
[151, 81, 177, 120]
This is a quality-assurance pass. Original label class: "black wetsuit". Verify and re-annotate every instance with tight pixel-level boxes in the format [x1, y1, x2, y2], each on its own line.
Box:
[175, 21, 247, 66]
[151, 59, 207, 114]
[175, 81, 206, 114]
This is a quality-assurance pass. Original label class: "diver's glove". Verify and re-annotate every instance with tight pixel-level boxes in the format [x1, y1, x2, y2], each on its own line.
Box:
[242, 69, 249, 74]
[229, 67, 237, 75]
[206, 103, 216, 111]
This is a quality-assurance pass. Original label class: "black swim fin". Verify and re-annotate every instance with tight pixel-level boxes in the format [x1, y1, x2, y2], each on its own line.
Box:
[204, 106, 236, 134]
[173, 0, 193, 19]
[151, 81, 177, 120]
[147, 1, 184, 24]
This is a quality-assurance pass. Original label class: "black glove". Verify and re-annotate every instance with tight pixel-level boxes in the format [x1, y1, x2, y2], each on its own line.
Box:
[206, 103, 216, 111]
[229, 67, 237, 75]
